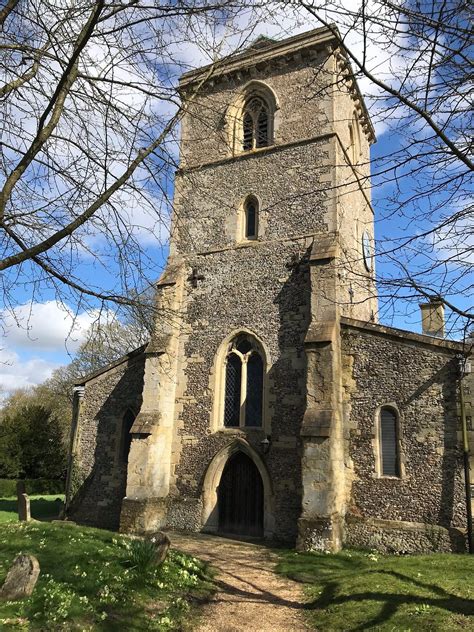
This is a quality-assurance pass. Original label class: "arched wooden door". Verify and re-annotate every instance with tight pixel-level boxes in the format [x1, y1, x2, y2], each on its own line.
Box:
[217, 452, 263, 537]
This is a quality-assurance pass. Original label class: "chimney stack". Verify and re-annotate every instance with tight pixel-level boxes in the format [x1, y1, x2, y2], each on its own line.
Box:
[420, 300, 445, 338]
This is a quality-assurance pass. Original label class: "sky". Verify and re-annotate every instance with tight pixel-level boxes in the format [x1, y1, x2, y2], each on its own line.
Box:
[1, 2, 471, 397]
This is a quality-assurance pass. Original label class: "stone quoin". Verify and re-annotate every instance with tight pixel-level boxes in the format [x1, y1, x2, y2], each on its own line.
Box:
[65, 26, 473, 553]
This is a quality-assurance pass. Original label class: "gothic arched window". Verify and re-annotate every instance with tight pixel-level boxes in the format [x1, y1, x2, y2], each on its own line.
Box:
[379, 407, 401, 477]
[244, 196, 258, 239]
[242, 97, 270, 151]
[223, 335, 264, 428]
[120, 409, 135, 465]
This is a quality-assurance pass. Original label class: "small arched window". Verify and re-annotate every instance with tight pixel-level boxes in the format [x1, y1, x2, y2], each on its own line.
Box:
[223, 335, 264, 428]
[120, 409, 135, 465]
[244, 196, 258, 239]
[379, 407, 400, 477]
[242, 97, 270, 151]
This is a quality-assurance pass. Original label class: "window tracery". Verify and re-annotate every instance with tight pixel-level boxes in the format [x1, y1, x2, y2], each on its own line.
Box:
[223, 335, 264, 428]
[242, 96, 270, 151]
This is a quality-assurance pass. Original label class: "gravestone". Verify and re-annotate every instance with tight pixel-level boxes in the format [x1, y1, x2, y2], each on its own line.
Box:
[18, 493, 30, 522]
[0, 555, 40, 601]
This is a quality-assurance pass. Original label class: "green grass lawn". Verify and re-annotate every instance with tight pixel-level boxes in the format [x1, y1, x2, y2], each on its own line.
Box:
[0, 495, 64, 523]
[0, 522, 213, 631]
[277, 548, 474, 631]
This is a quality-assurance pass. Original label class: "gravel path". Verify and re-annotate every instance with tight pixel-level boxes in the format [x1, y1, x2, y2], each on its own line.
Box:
[170, 532, 310, 632]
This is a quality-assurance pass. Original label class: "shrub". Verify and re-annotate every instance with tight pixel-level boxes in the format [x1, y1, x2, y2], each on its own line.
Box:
[0, 405, 66, 479]
[0, 478, 65, 497]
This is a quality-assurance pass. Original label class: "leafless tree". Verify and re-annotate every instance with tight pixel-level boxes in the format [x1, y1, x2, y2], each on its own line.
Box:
[2, 1, 471, 340]
[0, 0, 267, 330]
[287, 0, 472, 336]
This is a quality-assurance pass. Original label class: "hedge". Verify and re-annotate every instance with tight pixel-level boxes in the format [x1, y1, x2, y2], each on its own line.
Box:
[0, 478, 65, 497]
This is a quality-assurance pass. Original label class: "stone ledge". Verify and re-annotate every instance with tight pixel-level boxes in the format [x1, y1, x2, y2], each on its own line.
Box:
[309, 234, 339, 262]
[301, 409, 333, 437]
[305, 322, 337, 344]
[176, 132, 335, 175]
[341, 316, 464, 352]
[75, 345, 147, 386]
[345, 514, 466, 553]
[130, 412, 160, 435]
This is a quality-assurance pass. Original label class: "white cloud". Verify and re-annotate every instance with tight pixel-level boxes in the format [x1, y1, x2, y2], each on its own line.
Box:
[163, 2, 404, 139]
[1, 300, 99, 353]
[0, 300, 115, 398]
[0, 347, 59, 394]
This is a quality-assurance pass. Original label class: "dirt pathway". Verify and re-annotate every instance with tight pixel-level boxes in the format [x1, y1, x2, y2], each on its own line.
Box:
[170, 532, 309, 631]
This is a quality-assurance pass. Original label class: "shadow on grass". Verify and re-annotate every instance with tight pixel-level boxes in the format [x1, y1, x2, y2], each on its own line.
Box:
[309, 578, 474, 631]
[0, 496, 63, 521]
[277, 550, 474, 631]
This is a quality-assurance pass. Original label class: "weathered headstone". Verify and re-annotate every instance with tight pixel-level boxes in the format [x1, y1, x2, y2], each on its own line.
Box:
[0, 555, 40, 601]
[18, 493, 30, 522]
[16, 481, 26, 496]
[144, 531, 170, 566]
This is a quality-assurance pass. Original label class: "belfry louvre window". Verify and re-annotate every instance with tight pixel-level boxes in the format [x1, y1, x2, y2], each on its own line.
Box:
[380, 407, 400, 477]
[242, 97, 270, 151]
[223, 335, 264, 427]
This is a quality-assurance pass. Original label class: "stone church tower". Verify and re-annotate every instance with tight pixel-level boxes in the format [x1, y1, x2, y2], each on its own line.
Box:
[67, 27, 471, 553]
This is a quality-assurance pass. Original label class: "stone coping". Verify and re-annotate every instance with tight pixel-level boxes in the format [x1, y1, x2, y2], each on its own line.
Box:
[341, 316, 466, 353]
[178, 25, 375, 143]
[74, 316, 468, 386]
[346, 512, 465, 536]
[75, 343, 147, 386]
[179, 25, 335, 86]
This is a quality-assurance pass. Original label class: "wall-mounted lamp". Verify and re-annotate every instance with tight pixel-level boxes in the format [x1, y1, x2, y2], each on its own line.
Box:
[260, 435, 271, 455]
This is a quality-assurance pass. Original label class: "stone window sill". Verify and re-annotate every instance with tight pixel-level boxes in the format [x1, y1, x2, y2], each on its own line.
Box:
[215, 427, 264, 434]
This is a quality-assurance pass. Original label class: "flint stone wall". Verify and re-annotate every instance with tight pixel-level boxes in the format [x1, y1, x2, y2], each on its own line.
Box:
[68, 355, 145, 530]
[174, 140, 331, 255]
[342, 323, 466, 551]
[180, 50, 331, 168]
[345, 516, 466, 554]
[171, 239, 312, 542]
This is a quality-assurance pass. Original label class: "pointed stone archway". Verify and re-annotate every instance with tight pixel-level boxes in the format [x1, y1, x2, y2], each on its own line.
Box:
[201, 440, 275, 538]
[218, 452, 263, 537]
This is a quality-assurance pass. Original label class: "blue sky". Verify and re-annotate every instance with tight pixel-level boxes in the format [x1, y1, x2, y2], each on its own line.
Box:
[1, 5, 471, 394]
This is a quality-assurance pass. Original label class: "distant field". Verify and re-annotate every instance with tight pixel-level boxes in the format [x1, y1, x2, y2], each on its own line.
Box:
[0, 495, 64, 523]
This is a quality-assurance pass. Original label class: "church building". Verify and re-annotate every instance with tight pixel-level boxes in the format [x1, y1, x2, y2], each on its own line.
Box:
[66, 26, 473, 553]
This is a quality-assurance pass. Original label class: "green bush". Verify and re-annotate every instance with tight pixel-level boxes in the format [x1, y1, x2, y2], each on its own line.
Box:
[0, 478, 65, 497]
[0, 404, 66, 479]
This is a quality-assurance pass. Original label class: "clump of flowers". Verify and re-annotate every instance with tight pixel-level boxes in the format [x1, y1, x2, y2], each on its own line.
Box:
[35, 579, 76, 625]
[126, 537, 167, 574]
